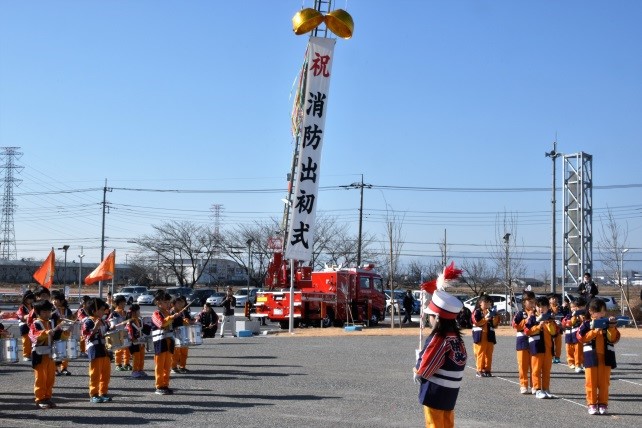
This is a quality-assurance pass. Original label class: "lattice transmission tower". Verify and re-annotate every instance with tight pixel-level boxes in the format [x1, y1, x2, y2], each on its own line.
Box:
[562, 152, 593, 290]
[0, 147, 24, 260]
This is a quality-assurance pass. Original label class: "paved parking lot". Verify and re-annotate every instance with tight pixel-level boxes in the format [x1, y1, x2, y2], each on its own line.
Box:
[1, 325, 641, 428]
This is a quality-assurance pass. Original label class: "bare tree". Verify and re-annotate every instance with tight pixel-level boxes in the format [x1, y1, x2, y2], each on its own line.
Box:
[598, 207, 629, 286]
[487, 211, 526, 317]
[461, 258, 499, 296]
[131, 220, 218, 287]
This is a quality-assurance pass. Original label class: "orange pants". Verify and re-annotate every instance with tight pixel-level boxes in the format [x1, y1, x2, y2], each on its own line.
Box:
[172, 347, 188, 369]
[154, 351, 172, 389]
[33, 355, 56, 402]
[423, 406, 454, 428]
[89, 356, 111, 397]
[516, 349, 531, 388]
[553, 334, 562, 358]
[131, 346, 145, 372]
[473, 341, 494, 372]
[57, 359, 69, 371]
[115, 348, 131, 366]
[531, 353, 552, 391]
[585, 354, 611, 406]
[566, 343, 584, 367]
[80, 340, 86, 353]
[22, 334, 32, 358]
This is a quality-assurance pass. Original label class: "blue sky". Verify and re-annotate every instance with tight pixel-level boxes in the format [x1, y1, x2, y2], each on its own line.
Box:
[0, 0, 640, 278]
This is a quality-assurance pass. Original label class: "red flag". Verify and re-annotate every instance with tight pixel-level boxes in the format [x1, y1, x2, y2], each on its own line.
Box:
[33, 248, 55, 288]
[85, 250, 116, 285]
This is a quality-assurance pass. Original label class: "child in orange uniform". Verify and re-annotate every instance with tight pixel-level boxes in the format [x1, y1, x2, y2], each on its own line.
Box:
[471, 294, 500, 377]
[524, 296, 559, 398]
[512, 292, 535, 394]
[562, 297, 586, 372]
[52, 291, 74, 376]
[82, 298, 112, 403]
[109, 296, 131, 371]
[171, 296, 192, 374]
[17, 290, 35, 362]
[126, 304, 147, 378]
[548, 295, 563, 364]
[151, 290, 176, 395]
[577, 298, 620, 415]
[29, 300, 63, 409]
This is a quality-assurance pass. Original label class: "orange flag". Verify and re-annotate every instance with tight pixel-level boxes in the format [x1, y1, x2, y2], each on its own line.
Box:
[33, 248, 56, 288]
[85, 250, 116, 285]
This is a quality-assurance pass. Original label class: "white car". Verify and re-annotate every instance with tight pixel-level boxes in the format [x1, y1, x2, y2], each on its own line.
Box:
[113, 286, 149, 305]
[234, 288, 260, 307]
[463, 293, 518, 314]
[205, 292, 226, 307]
[136, 291, 155, 305]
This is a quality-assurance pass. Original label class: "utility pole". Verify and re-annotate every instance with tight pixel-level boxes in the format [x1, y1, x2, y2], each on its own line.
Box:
[78, 246, 85, 303]
[99, 179, 112, 298]
[545, 141, 562, 294]
[503, 233, 512, 319]
[341, 175, 372, 267]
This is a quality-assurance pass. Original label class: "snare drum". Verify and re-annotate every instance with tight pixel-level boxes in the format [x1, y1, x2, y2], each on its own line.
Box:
[51, 340, 68, 361]
[174, 326, 191, 348]
[69, 322, 82, 341]
[0, 338, 18, 364]
[174, 325, 203, 347]
[105, 329, 131, 350]
[187, 324, 203, 346]
[65, 339, 79, 360]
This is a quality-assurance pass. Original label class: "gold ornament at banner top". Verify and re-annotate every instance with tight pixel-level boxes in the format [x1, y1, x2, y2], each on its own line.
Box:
[292, 8, 354, 38]
[292, 8, 324, 35]
[324, 9, 354, 39]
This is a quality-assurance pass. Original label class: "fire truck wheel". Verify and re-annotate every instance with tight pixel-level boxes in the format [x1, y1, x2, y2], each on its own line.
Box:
[370, 310, 381, 326]
[321, 309, 335, 328]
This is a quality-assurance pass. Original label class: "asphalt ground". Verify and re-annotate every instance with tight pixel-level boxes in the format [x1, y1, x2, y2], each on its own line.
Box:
[1, 323, 641, 428]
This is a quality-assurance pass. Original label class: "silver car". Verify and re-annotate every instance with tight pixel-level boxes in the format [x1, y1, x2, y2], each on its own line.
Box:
[205, 292, 226, 307]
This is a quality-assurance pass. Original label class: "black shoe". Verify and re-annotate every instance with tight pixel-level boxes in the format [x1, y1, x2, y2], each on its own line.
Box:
[165, 388, 174, 395]
[61, 369, 71, 376]
[155, 388, 169, 395]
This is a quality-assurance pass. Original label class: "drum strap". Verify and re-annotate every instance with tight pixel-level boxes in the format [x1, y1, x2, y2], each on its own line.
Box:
[152, 331, 174, 342]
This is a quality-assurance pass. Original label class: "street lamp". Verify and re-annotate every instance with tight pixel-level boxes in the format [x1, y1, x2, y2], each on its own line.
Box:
[58, 245, 70, 285]
[503, 234, 512, 320]
[620, 248, 629, 316]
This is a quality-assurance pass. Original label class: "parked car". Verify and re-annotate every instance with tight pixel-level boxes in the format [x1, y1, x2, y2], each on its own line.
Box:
[234, 288, 261, 307]
[113, 286, 149, 305]
[463, 294, 518, 314]
[188, 288, 216, 306]
[598, 296, 618, 311]
[384, 289, 406, 315]
[165, 287, 192, 299]
[205, 292, 226, 307]
[136, 290, 155, 305]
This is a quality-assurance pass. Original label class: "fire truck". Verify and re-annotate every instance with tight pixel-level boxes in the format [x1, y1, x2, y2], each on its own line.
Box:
[254, 251, 387, 329]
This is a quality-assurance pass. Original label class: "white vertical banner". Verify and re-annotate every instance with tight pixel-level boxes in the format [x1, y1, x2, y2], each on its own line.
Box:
[285, 37, 336, 262]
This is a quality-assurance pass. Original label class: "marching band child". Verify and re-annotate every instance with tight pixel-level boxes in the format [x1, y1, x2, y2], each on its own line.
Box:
[562, 297, 586, 372]
[109, 295, 131, 371]
[17, 290, 35, 362]
[471, 294, 500, 377]
[126, 304, 147, 378]
[524, 296, 559, 398]
[52, 292, 74, 376]
[512, 292, 535, 394]
[577, 297, 621, 415]
[76, 296, 91, 357]
[82, 297, 112, 403]
[171, 296, 192, 374]
[29, 300, 63, 409]
[548, 295, 563, 364]
[414, 290, 467, 428]
[151, 290, 176, 395]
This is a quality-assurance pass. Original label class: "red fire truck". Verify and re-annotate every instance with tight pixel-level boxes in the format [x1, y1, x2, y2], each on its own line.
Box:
[254, 251, 387, 329]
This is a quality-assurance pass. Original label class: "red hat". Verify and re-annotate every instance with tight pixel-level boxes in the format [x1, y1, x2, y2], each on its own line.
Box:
[426, 290, 463, 320]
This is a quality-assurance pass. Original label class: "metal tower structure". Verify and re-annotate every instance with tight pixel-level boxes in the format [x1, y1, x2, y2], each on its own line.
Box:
[562, 152, 593, 291]
[0, 147, 23, 260]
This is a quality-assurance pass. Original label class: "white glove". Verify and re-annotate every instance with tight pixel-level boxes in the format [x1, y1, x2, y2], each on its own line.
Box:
[413, 372, 422, 384]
